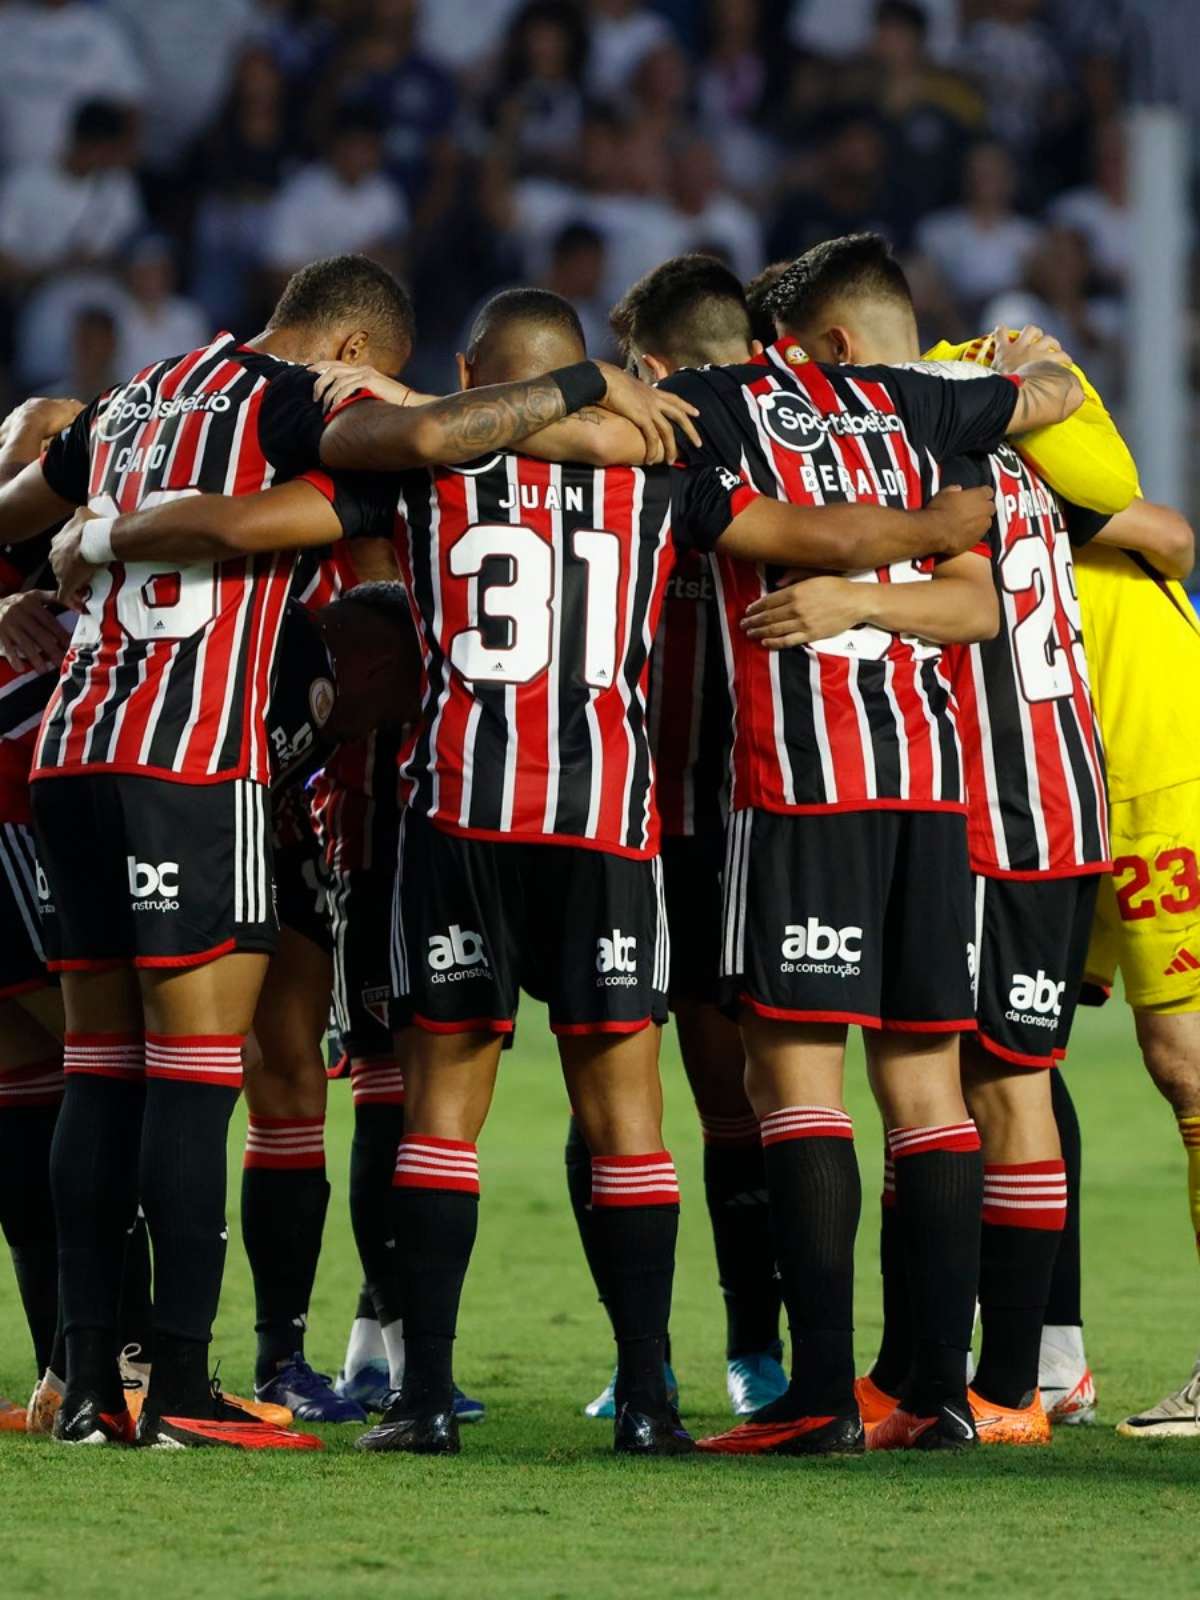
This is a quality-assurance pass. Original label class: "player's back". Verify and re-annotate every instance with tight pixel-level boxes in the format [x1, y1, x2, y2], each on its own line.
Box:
[393, 450, 677, 857]
[1076, 542, 1200, 806]
[945, 445, 1108, 875]
[34, 334, 349, 786]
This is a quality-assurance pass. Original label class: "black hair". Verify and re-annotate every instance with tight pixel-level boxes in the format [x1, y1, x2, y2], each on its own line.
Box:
[466, 287, 585, 361]
[501, 1, 589, 88]
[767, 233, 913, 331]
[268, 254, 415, 355]
[609, 253, 750, 366]
[327, 581, 412, 629]
[744, 261, 790, 346]
[72, 99, 132, 145]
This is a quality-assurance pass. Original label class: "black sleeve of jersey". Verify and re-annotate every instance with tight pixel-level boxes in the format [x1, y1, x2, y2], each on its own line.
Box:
[873, 365, 1020, 462]
[669, 462, 754, 552]
[258, 365, 399, 541]
[1060, 500, 1111, 548]
[939, 452, 1000, 560]
[257, 364, 330, 479]
[39, 393, 105, 504]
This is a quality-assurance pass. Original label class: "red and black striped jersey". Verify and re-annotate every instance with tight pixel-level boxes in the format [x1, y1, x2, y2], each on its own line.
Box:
[943, 446, 1109, 877]
[647, 550, 729, 839]
[310, 728, 407, 875]
[392, 452, 745, 858]
[0, 539, 60, 824]
[663, 342, 1021, 816]
[31, 334, 389, 787]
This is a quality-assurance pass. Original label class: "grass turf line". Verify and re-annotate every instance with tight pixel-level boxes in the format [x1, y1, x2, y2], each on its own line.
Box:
[1, 998, 1197, 1599]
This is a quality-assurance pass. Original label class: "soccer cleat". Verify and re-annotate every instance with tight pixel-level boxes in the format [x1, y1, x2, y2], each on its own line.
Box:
[256, 1355, 368, 1423]
[52, 1391, 136, 1446]
[136, 1380, 319, 1450]
[452, 1383, 486, 1424]
[354, 1400, 460, 1455]
[697, 1392, 864, 1457]
[335, 1357, 392, 1413]
[854, 1373, 899, 1434]
[968, 1388, 1052, 1445]
[584, 1361, 679, 1420]
[867, 1397, 977, 1451]
[1039, 1324, 1096, 1425]
[26, 1369, 64, 1434]
[613, 1403, 695, 1455]
[726, 1346, 789, 1416]
[1116, 1361, 1200, 1439]
[0, 1395, 27, 1431]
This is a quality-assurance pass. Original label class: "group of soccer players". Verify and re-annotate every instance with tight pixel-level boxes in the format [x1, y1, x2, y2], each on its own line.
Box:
[0, 230, 1196, 1455]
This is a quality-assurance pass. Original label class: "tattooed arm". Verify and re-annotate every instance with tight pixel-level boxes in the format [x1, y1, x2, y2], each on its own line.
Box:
[314, 362, 699, 470]
[1006, 358, 1084, 433]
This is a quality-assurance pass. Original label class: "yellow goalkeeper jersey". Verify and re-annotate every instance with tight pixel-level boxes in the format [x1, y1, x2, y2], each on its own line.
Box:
[922, 334, 1200, 802]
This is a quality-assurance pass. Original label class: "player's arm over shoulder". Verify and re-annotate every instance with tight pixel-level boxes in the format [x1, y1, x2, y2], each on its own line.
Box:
[0, 393, 95, 542]
[1068, 498, 1194, 582]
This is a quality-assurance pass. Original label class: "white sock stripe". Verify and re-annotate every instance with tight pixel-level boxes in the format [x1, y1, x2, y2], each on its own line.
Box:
[888, 1120, 978, 1153]
[983, 1179, 1068, 1193]
[395, 1146, 479, 1172]
[591, 1166, 679, 1185]
[983, 1171, 1068, 1185]
[982, 1196, 1068, 1211]
[245, 1129, 326, 1147]
[592, 1180, 680, 1197]
[761, 1106, 852, 1123]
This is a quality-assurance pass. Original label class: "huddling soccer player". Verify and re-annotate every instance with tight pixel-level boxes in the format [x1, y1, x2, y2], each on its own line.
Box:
[3, 252, 685, 1451]
[613, 251, 1083, 1453]
[758, 237, 1117, 1445]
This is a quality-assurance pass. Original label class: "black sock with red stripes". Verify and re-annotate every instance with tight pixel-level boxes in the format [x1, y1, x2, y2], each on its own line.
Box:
[973, 1161, 1067, 1409]
[889, 1122, 983, 1416]
[140, 1075, 239, 1416]
[759, 1110, 860, 1418]
[0, 1102, 60, 1375]
[589, 1152, 681, 1416]
[52, 1053, 145, 1408]
[391, 1137, 480, 1413]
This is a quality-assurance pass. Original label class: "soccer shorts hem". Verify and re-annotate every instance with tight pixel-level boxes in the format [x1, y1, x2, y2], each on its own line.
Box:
[32, 773, 277, 970]
[390, 813, 668, 1036]
[971, 873, 1099, 1069]
[722, 808, 974, 1029]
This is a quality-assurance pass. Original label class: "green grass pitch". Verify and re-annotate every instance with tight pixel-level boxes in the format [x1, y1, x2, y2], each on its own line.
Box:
[2, 997, 1197, 1599]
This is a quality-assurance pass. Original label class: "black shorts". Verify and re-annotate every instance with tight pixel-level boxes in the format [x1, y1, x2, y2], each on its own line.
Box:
[661, 831, 723, 1006]
[0, 821, 51, 997]
[972, 872, 1101, 1068]
[273, 816, 332, 956]
[329, 865, 395, 1061]
[31, 773, 277, 970]
[390, 812, 669, 1036]
[722, 807, 975, 1031]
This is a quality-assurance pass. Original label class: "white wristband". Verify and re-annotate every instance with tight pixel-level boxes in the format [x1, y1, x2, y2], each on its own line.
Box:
[79, 516, 116, 565]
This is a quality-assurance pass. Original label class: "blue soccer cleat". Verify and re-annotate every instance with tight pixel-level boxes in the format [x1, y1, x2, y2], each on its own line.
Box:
[334, 1358, 392, 1414]
[257, 1355, 369, 1423]
[584, 1362, 679, 1420]
[726, 1345, 789, 1416]
[453, 1384, 486, 1424]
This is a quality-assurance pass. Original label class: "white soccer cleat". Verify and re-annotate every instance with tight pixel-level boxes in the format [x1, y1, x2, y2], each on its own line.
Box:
[1117, 1360, 1200, 1440]
[1039, 1324, 1096, 1425]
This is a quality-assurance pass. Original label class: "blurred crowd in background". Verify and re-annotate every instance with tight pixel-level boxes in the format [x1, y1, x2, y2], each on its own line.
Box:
[0, 0, 1194, 422]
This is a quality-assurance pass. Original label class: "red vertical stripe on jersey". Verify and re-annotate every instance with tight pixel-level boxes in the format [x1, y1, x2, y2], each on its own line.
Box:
[508, 458, 552, 835]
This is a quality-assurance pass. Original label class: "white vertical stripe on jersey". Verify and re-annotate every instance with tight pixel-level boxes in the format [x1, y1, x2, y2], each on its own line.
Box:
[455, 475, 484, 829]
[80, 629, 130, 764]
[202, 560, 257, 774]
[733, 809, 752, 975]
[1002, 579, 1051, 870]
[540, 468, 565, 834]
[582, 468, 607, 842]
[652, 853, 669, 993]
[908, 656, 944, 799]
[807, 651, 838, 802]
[498, 460, 520, 833]
[104, 639, 150, 758]
[720, 811, 739, 975]
[614, 469, 648, 850]
[633, 488, 670, 851]
[880, 656, 910, 797]
[172, 589, 217, 773]
[135, 640, 181, 767]
[966, 636, 1010, 870]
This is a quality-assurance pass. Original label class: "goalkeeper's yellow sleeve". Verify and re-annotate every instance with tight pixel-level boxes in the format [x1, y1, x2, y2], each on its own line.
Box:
[923, 335, 1141, 514]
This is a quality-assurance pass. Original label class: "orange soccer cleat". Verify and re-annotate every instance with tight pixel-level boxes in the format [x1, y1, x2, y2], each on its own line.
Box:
[854, 1374, 899, 1435]
[968, 1388, 1052, 1445]
[697, 1410, 863, 1456]
[0, 1395, 27, 1432]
